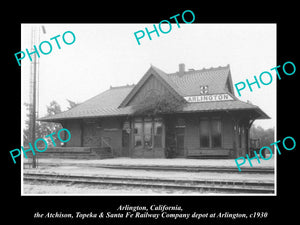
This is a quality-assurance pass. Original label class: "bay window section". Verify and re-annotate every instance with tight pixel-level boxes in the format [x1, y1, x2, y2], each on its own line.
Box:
[154, 120, 163, 148]
[133, 118, 163, 149]
[144, 120, 153, 148]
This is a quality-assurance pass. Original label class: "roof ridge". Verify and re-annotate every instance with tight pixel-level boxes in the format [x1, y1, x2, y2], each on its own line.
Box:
[168, 64, 230, 76]
[110, 84, 135, 89]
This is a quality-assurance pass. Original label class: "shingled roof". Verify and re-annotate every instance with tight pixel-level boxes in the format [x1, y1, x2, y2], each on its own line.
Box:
[39, 64, 269, 122]
[168, 65, 234, 96]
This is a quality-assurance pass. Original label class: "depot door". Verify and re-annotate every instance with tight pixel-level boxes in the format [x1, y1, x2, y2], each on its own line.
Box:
[122, 130, 130, 157]
[175, 127, 185, 157]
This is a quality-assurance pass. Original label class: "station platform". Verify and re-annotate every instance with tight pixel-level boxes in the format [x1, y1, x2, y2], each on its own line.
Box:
[23, 157, 275, 173]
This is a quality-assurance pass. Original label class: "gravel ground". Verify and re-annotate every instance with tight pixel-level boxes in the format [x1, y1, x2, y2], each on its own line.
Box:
[24, 166, 274, 182]
[22, 166, 274, 195]
[22, 157, 275, 195]
[23, 181, 213, 195]
[27, 157, 275, 168]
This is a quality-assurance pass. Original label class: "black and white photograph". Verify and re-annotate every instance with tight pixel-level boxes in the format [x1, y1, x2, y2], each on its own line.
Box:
[20, 23, 276, 196]
[5, 6, 298, 225]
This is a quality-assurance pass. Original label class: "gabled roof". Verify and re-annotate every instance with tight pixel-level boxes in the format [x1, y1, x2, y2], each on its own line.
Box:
[167, 65, 233, 96]
[39, 64, 270, 122]
[39, 85, 135, 122]
[119, 65, 184, 107]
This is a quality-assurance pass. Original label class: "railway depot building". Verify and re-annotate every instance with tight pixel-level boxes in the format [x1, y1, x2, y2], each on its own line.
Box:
[40, 64, 269, 159]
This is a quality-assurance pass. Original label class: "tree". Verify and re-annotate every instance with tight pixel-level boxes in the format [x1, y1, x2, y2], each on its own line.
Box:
[132, 92, 185, 116]
[250, 124, 275, 150]
[47, 100, 62, 116]
[23, 100, 77, 146]
[23, 101, 62, 146]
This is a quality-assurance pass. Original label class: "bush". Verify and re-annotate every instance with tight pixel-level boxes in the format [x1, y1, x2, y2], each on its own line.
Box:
[132, 92, 184, 116]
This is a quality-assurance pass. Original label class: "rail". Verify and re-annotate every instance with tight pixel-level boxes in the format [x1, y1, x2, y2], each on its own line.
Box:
[23, 172, 274, 194]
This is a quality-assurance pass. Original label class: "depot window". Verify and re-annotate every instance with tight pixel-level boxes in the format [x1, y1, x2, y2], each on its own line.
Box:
[199, 117, 222, 148]
[133, 118, 163, 148]
[133, 120, 143, 147]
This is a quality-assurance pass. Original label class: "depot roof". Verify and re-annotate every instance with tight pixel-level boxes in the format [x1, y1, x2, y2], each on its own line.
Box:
[39, 64, 269, 122]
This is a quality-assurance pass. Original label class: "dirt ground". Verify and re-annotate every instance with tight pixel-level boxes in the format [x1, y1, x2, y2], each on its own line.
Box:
[24, 156, 275, 168]
[23, 181, 212, 195]
[22, 157, 275, 195]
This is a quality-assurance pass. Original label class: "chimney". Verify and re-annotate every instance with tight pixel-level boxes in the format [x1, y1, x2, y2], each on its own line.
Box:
[178, 63, 185, 76]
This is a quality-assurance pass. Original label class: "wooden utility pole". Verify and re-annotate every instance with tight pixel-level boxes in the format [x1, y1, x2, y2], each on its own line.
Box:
[30, 25, 46, 168]
[31, 26, 38, 168]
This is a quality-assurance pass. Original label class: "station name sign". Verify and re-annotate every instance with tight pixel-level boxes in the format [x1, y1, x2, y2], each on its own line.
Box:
[184, 93, 233, 103]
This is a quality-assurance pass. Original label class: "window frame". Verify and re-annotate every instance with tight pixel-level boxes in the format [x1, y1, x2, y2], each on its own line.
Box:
[211, 117, 222, 148]
[143, 120, 153, 148]
[199, 117, 222, 149]
[199, 117, 210, 148]
[133, 119, 143, 148]
[133, 117, 163, 149]
[154, 120, 163, 148]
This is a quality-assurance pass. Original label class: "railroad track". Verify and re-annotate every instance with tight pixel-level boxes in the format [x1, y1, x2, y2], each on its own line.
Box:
[36, 163, 274, 174]
[23, 172, 274, 194]
[91, 164, 274, 174]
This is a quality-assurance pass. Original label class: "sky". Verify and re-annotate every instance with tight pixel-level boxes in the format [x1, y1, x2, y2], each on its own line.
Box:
[21, 23, 276, 129]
